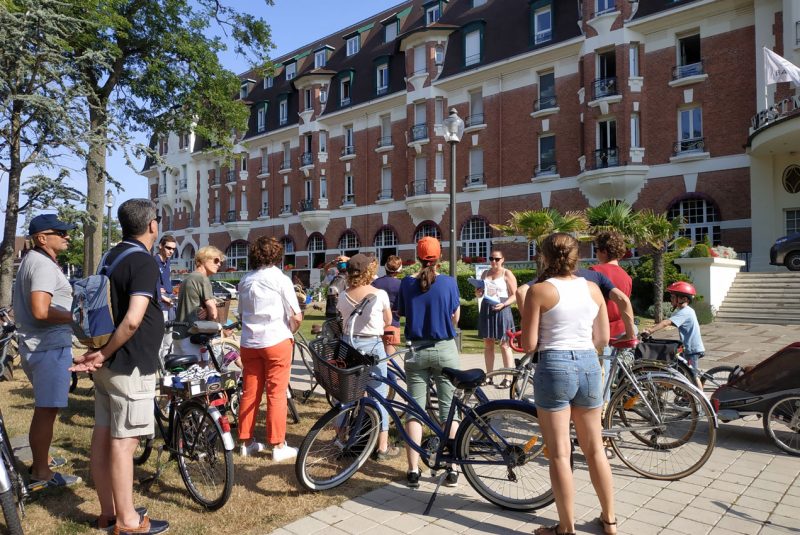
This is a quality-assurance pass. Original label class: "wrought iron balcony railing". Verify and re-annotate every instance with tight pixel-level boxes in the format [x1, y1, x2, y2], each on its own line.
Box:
[410, 123, 428, 141]
[226, 210, 237, 223]
[593, 147, 620, 169]
[592, 77, 618, 100]
[178, 179, 187, 191]
[300, 152, 313, 166]
[406, 180, 428, 197]
[465, 173, 485, 187]
[672, 60, 704, 80]
[226, 170, 237, 183]
[377, 188, 392, 201]
[534, 95, 557, 111]
[279, 204, 292, 215]
[465, 113, 485, 127]
[341, 145, 356, 157]
[279, 159, 291, 171]
[377, 136, 392, 148]
[158, 184, 167, 195]
[673, 137, 705, 155]
[535, 162, 557, 176]
[298, 199, 315, 212]
[341, 194, 355, 205]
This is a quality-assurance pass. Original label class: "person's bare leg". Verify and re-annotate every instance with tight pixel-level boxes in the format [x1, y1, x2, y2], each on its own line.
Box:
[29, 407, 58, 481]
[499, 341, 514, 369]
[109, 437, 141, 529]
[90, 426, 115, 519]
[483, 338, 495, 374]
[538, 407, 575, 534]
[378, 430, 389, 452]
[572, 406, 616, 534]
[405, 419, 422, 472]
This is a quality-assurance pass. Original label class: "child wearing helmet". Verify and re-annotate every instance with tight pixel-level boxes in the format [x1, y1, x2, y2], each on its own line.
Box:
[642, 281, 705, 388]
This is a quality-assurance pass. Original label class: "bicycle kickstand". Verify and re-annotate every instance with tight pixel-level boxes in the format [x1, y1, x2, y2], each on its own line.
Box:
[423, 469, 453, 515]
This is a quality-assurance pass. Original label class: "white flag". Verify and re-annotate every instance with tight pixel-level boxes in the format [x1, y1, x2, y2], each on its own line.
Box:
[763, 47, 800, 85]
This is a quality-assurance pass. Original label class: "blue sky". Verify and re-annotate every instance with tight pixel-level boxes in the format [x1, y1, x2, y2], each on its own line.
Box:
[2, 0, 403, 234]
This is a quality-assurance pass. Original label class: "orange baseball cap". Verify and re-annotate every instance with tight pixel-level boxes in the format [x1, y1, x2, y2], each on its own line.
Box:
[416, 236, 441, 261]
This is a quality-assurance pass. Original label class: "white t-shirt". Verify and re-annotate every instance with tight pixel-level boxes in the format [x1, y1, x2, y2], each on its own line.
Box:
[337, 289, 390, 337]
[237, 266, 301, 349]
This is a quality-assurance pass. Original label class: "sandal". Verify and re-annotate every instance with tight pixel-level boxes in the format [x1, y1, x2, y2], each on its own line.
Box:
[91, 507, 149, 531]
[597, 515, 617, 535]
[533, 525, 575, 535]
[496, 378, 511, 389]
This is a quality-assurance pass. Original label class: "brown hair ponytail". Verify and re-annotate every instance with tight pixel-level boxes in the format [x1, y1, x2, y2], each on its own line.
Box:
[417, 259, 437, 293]
[537, 233, 579, 282]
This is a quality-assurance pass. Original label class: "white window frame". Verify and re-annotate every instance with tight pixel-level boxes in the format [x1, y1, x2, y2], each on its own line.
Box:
[340, 75, 352, 105]
[786, 209, 800, 235]
[414, 223, 441, 242]
[338, 231, 359, 251]
[314, 49, 326, 69]
[596, 0, 615, 15]
[473, 0, 487, 6]
[464, 29, 481, 66]
[320, 176, 327, 199]
[534, 5, 552, 44]
[257, 104, 266, 132]
[285, 62, 296, 81]
[631, 114, 641, 148]
[376, 63, 389, 93]
[460, 217, 491, 259]
[668, 198, 720, 245]
[304, 89, 312, 110]
[319, 131, 327, 153]
[260, 189, 269, 217]
[384, 20, 398, 43]
[380, 167, 392, 198]
[426, 4, 441, 25]
[264, 76, 273, 89]
[304, 179, 313, 201]
[345, 175, 354, 197]
[260, 148, 269, 174]
[282, 184, 291, 213]
[374, 228, 398, 248]
[279, 99, 288, 125]
[678, 106, 703, 149]
[346, 35, 360, 56]
[414, 46, 426, 74]
[629, 43, 639, 77]
[344, 125, 354, 151]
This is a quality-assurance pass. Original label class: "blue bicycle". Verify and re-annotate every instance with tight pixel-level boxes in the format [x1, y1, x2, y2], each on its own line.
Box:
[294, 301, 558, 513]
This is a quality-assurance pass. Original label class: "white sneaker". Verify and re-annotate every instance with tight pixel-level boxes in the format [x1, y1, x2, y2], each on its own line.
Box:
[239, 441, 266, 457]
[272, 443, 298, 462]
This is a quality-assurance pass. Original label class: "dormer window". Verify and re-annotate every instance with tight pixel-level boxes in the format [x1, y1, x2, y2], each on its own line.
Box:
[264, 76, 273, 89]
[426, 3, 442, 25]
[340, 76, 352, 106]
[239, 84, 248, 99]
[384, 20, 399, 42]
[257, 102, 268, 133]
[314, 50, 326, 69]
[285, 62, 296, 81]
[346, 35, 360, 56]
[533, 3, 552, 45]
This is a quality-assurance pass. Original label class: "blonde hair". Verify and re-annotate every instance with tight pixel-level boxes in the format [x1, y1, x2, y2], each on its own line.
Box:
[196, 245, 225, 266]
[347, 258, 378, 287]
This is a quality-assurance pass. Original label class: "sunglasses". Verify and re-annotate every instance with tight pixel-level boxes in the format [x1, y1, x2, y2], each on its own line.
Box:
[212, 258, 222, 265]
[489, 257, 503, 262]
[41, 230, 69, 238]
[163, 245, 176, 251]
[154, 215, 162, 224]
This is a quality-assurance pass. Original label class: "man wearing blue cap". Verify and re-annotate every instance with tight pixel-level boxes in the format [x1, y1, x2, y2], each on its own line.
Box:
[12, 214, 82, 489]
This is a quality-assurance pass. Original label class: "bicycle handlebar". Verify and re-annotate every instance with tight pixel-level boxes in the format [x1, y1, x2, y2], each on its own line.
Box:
[165, 321, 190, 329]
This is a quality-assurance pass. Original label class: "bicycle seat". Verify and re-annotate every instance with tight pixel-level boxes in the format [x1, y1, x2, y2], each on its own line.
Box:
[164, 354, 201, 371]
[189, 333, 214, 345]
[442, 367, 486, 389]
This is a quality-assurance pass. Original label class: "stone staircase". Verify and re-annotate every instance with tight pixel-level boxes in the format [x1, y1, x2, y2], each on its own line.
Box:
[715, 272, 800, 325]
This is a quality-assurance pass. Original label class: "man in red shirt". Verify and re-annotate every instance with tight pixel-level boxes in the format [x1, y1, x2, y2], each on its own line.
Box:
[590, 231, 633, 341]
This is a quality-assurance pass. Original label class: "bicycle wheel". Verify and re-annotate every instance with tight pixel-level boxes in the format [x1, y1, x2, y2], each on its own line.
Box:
[456, 401, 556, 511]
[701, 365, 735, 394]
[295, 401, 380, 491]
[287, 386, 300, 424]
[133, 436, 153, 466]
[763, 395, 800, 456]
[605, 376, 716, 480]
[175, 401, 234, 510]
[293, 335, 314, 376]
[1, 488, 23, 535]
[210, 339, 240, 370]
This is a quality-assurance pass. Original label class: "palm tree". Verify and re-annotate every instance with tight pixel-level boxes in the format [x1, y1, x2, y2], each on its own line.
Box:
[584, 199, 641, 245]
[636, 210, 688, 322]
[492, 208, 588, 250]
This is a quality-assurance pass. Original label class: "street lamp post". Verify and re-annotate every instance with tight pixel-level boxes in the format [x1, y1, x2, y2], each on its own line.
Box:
[442, 108, 464, 278]
[105, 189, 115, 252]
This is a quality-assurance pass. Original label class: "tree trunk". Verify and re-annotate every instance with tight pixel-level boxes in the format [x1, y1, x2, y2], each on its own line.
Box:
[0, 106, 24, 307]
[652, 249, 665, 323]
[83, 105, 108, 276]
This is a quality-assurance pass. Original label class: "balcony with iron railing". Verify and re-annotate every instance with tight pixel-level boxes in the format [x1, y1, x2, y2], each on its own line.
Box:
[279, 204, 292, 216]
[279, 159, 291, 171]
[341, 194, 355, 206]
[226, 210, 237, 223]
[534, 95, 557, 112]
[258, 208, 269, 218]
[593, 147, 620, 169]
[672, 60, 705, 80]
[410, 123, 428, 142]
[592, 77, 618, 100]
[226, 170, 237, 183]
[300, 152, 314, 167]
[377, 136, 392, 148]
[406, 180, 428, 197]
[535, 162, 558, 177]
[464, 113, 485, 128]
[298, 198, 315, 212]
[673, 137, 705, 156]
[340, 145, 356, 157]
[377, 188, 393, 201]
[340, 96, 351, 107]
[376, 86, 389, 96]
[464, 173, 485, 188]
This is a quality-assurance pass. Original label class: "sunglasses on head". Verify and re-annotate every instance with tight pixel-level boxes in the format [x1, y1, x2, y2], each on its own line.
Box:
[41, 230, 69, 238]
[490, 257, 503, 262]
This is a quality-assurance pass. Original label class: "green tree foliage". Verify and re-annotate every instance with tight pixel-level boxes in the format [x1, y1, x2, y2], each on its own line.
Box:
[585, 199, 641, 245]
[63, 0, 275, 276]
[492, 208, 588, 259]
[0, 0, 99, 305]
[625, 251, 690, 315]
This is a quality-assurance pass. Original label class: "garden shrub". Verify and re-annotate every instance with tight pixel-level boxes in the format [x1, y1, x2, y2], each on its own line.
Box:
[690, 298, 715, 325]
[458, 299, 480, 330]
[626, 252, 690, 316]
[687, 244, 711, 258]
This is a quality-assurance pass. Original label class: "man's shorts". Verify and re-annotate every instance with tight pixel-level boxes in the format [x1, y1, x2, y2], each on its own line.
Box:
[93, 365, 157, 439]
[382, 326, 401, 346]
[19, 345, 71, 408]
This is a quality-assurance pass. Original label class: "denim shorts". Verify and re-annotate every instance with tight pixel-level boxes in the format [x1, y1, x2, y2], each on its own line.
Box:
[685, 352, 704, 370]
[533, 349, 603, 411]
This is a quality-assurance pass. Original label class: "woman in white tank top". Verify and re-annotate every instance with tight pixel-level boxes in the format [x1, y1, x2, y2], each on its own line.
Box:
[521, 233, 615, 535]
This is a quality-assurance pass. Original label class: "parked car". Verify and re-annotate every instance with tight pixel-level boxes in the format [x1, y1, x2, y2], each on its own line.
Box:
[770, 233, 800, 271]
[211, 280, 238, 300]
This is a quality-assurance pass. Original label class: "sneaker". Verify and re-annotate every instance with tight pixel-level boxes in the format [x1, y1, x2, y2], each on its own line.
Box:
[113, 512, 169, 535]
[272, 443, 298, 462]
[238, 441, 266, 457]
[444, 471, 459, 487]
[406, 471, 420, 488]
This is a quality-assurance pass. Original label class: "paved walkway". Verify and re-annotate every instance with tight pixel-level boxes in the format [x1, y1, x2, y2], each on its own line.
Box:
[277, 322, 800, 535]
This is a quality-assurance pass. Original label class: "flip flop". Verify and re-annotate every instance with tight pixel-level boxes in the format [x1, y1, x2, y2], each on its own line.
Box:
[91, 507, 149, 531]
[49, 456, 67, 468]
[28, 471, 82, 490]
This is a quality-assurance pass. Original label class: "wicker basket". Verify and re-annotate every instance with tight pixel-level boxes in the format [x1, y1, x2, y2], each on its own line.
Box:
[308, 338, 374, 403]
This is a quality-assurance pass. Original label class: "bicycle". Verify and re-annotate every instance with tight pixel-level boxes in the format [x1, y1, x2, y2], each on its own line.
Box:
[1, 406, 25, 534]
[133, 320, 237, 510]
[0, 308, 18, 383]
[295, 297, 557, 515]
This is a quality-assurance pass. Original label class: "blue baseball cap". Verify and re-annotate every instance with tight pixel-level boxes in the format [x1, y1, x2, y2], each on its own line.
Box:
[28, 214, 76, 236]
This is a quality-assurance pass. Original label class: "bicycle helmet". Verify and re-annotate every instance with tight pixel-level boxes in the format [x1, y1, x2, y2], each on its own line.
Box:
[666, 281, 696, 298]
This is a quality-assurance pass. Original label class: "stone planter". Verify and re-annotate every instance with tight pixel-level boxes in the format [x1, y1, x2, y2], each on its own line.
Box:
[673, 257, 746, 313]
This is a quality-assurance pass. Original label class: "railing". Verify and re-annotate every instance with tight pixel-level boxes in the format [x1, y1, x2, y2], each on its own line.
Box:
[226, 170, 237, 183]
[178, 178, 187, 191]
[465, 53, 481, 66]
[341, 194, 355, 205]
[257, 123, 266, 133]
[298, 198, 315, 212]
[377, 135, 392, 148]
[465, 173, 485, 187]
[410, 123, 427, 141]
[158, 184, 167, 195]
[534, 29, 551, 44]
[535, 162, 557, 176]
[411, 66, 427, 76]
[258, 208, 269, 218]
[407, 180, 428, 197]
[465, 113, 485, 127]
[377, 188, 393, 201]
[211, 173, 220, 186]
[593, 147, 620, 169]
[226, 210, 237, 223]
[300, 152, 313, 166]
[280, 204, 292, 215]
[673, 137, 705, 155]
[376, 86, 389, 96]
[279, 159, 291, 171]
[592, 2, 616, 17]
[592, 77, 618, 99]
[672, 60, 704, 80]
[340, 97, 351, 107]
[279, 115, 288, 126]
[341, 145, 356, 157]
[534, 95, 557, 111]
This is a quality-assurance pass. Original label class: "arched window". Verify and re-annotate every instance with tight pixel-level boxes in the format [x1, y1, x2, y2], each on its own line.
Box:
[307, 233, 326, 269]
[413, 222, 441, 242]
[180, 244, 195, 272]
[667, 197, 720, 245]
[225, 240, 249, 271]
[461, 217, 491, 260]
[338, 230, 359, 254]
[374, 227, 398, 266]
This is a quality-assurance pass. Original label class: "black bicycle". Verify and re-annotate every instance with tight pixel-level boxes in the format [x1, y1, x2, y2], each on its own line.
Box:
[1, 407, 25, 534]
[133, 321, 237, 510]
[0, 308, 18, 383]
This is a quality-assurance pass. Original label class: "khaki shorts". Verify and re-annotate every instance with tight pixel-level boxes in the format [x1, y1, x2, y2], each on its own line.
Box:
[93, 365, 157, 439]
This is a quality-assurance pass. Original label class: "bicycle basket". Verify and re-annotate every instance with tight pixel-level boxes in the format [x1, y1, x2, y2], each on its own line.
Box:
[308, 338, 374, 403]
[634, 338, 681, 362]
[320, 317, 343, 341]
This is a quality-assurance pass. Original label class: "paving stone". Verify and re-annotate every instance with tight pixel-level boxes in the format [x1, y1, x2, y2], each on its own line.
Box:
[283, 515, 328, 534]
[616, 518, 662, 535]
[431, 511, 481, 533]
[740, 486, 784, 504]
[727, 505, 772, 522]
[771, 503, 800, 520]
[677, 505, 725, 525]
[332, 514, 380, 534]
[310, 505, 355, 524]
[628, 507, 675, 528]
[713, 515, 764, 535]
[666, 516, 713, 534]
[642, 496, 686, 515]
[623, 480, 663, 498]
[699, 486, 741, 503]
[736, 495, 779, 513]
